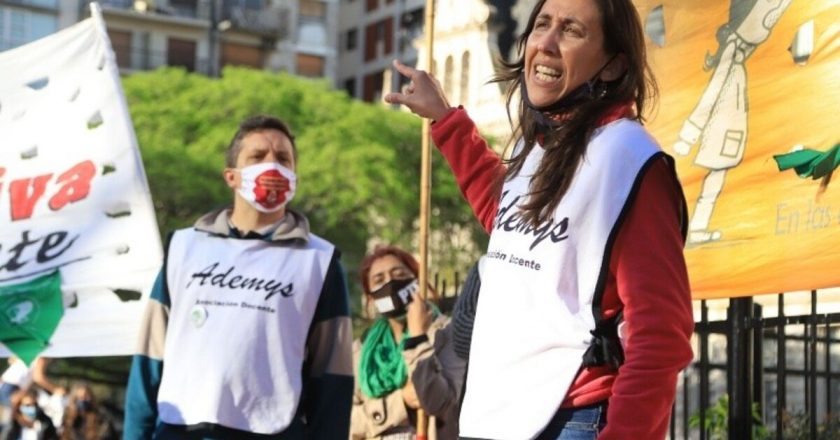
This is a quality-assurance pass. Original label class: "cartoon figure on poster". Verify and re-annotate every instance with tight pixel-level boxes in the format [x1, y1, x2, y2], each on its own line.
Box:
[673, 0, 792, 244]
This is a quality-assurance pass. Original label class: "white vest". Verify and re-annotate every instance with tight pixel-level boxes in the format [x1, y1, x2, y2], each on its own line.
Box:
[459, 119, 663, 439]
[157, 228, 334, 434]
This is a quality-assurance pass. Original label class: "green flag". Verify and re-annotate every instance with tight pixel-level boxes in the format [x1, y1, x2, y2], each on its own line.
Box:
[0, 271, 64, 366]
[773, 143, 840, 179]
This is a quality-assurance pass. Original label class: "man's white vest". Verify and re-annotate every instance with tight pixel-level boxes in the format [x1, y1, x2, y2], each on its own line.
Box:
[157, 228, 334, 434]
[459, 119, 663, 439]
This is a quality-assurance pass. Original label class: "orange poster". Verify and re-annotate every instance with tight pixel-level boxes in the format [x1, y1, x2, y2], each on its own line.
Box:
[633, 0, 840, 299]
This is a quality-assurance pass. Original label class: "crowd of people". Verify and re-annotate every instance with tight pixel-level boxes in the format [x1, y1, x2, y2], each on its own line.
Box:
[0, 358, 117, 440]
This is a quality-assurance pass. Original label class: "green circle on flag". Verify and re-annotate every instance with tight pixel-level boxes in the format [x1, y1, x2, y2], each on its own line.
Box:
[3, 298, 40, 326]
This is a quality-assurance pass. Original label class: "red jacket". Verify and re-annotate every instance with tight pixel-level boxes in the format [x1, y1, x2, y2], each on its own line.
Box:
[430, 107, 695, 440]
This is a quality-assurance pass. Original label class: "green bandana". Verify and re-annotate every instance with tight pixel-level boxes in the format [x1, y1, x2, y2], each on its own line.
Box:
[774, 143, 840, 179]
[0, 271, 64, 366]
[359, 318, 407, 398]
[359, 303, 442, 398]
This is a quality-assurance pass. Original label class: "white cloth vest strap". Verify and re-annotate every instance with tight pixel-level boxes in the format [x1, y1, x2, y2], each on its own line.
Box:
[157, 228, 334, 434]
[459, 119, 663, 439]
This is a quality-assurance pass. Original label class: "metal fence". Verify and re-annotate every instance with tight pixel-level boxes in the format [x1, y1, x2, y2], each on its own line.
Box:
[672, 294, 840, 440]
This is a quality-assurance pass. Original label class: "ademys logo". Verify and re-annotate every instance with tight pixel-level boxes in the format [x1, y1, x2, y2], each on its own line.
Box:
[494, 190, 571, 251]
[187, 262, 295, 300]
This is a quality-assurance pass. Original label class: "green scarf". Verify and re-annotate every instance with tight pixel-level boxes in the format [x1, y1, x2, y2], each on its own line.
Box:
[359, 303, 441, 398]
[359, 318, 407, 398]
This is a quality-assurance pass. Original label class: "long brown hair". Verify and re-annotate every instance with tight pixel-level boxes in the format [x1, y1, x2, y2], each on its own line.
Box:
[61, 383, 103, 440]
[495, 0, 658, 227]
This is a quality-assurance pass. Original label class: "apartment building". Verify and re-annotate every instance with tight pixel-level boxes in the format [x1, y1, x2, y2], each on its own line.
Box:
[96, 0, 339, 78]
[1, 0, 340, 80]
[337, 0, 519, 143]
[336, 0, 424, 102]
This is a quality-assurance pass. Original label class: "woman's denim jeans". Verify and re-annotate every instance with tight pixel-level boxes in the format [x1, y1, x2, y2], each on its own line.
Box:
[537, 401, 608, 440]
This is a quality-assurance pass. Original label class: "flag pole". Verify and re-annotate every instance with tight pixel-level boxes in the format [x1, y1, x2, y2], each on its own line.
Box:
[416, 0, 435, 439]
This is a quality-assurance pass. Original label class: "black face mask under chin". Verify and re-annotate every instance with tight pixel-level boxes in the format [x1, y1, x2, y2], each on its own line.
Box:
[521, 54, 618, 133]
[370, 278, 418, 319]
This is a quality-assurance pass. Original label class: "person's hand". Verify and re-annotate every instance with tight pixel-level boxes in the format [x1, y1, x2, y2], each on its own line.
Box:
[406, 292, 431, 337]
[673, 139, 692, 156]
[401, 381, 421, 409]
[673, 122, 701, 156]
[384, 60, 453, 121]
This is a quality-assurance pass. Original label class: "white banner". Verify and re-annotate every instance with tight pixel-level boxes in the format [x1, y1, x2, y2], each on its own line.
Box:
[0, 4, 162, 356]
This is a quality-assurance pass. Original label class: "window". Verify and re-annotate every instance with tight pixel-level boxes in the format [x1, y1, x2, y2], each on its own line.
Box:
[169, 0, 198, 18]
[297, 53, 325, 77]
[27, 12, 54, 39]
[21, 0, 58, 8]
[382, 17, 393, 55]
[460, 51, 470, 104]
[399, 8, 422, 53]
[345, 28, 357, 51]
[167, 38, 196, 72]
[300, 1, 326, 19]
[0, 7, 57, 51]
[363, 19, 391, 61]
[222, 42, 263, 68]
[226, 0, 263, 10]
[298, 21, 327, 46]
[364, 23, 376, 61]
[444, 55, 454, 98]
[221, 0, 262, 19]
[344, 77, 356, 97]
[10, 9, 28, 47]
[376, 20, 385, 41]
[108, 29, 132, 69]
[366, 0, 377, 12]
[363, 70, 384, 102]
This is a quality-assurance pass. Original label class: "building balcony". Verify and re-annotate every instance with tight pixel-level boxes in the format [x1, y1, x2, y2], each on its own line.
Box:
[98, 0, 288, 38]
[222, 5, 288, 39]
[99, 0, 204, 21]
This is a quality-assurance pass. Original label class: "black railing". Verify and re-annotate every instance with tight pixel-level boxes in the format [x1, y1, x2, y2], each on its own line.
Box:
[430, 271, 463, 314]
[671, 293, 840, 440]
[99, 0, 203, 19]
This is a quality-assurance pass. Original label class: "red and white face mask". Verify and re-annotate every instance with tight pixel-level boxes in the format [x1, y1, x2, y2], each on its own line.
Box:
[236, 162, 296, 213]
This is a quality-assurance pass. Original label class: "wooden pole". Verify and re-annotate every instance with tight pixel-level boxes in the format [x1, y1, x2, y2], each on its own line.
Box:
[416, 0, 435, 439]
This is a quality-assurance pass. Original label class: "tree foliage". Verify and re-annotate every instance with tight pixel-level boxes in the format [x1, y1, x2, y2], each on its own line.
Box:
[123, 67, 486, 276]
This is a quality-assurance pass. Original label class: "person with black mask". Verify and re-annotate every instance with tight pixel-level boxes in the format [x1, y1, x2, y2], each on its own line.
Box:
[60, 383, 115, 440]
[385, 0, 694, 438]
[350, 245, 454, 440]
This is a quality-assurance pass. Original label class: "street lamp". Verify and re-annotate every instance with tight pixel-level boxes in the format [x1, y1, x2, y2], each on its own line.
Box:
[207, 0, 224, 77]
